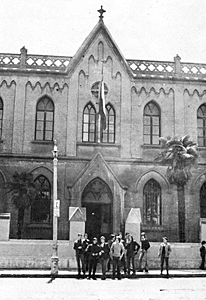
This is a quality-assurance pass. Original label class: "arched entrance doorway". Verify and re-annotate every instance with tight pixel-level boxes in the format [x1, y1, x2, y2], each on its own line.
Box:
[82, 178, 112, 239]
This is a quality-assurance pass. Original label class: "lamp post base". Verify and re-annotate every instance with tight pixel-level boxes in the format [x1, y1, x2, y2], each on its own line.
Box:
[51, 255, 59, 276]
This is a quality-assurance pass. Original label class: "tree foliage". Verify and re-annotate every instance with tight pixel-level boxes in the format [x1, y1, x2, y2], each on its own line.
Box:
[7, 171, 39, 210]
[6, 171, 40, 239]
[155, 135, 198, 186]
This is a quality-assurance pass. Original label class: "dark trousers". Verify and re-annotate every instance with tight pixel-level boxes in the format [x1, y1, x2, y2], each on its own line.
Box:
[100, 258, 109, 278]
[200, 255, 205, 270]
[127, 254, 135, 274]
[139, 250, 148, 271]
[120, 254, 127, 274]
[84, 253, 89, 272]
[107, 257, 112, 271]
[88, 257, 98, 278]
[160, 255, 169, 274]
[112, 257, 121, 279]
[76, 254, 85, 275]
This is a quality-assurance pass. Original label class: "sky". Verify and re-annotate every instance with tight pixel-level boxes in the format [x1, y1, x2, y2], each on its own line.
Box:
[1, 0, 206, 63]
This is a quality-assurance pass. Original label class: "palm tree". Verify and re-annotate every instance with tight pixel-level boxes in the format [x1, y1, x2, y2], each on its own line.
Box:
[7, 172, 39, 239]
[155, 135, 198, 242]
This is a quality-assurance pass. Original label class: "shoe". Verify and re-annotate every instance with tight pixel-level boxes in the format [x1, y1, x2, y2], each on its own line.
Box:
[92, 276, 97, 280]
[118, 277, 122, 280]
[144, 270, 149, 273]
[87, 276, 91, 280]
[77, 274, 81, 279]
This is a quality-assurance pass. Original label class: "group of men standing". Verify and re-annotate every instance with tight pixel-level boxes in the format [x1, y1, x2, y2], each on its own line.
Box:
[73, 231, 155, 280]
[73, 232, 173, 280]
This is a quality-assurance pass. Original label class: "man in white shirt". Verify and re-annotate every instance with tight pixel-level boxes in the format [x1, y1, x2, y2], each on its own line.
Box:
[110, 236, 125, 280]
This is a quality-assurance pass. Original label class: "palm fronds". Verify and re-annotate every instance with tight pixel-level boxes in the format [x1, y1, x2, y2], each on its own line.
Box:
[156, 135, 198, 185]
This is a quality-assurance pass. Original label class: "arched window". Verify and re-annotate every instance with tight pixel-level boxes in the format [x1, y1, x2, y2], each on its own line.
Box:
[143, 101, 160, 145]
[102, 103, 115, 143]
[143, 179, 162, 226]
[0, 98, 3, 139]
[35, 96, 54, 141]
[30, 175, 51, 223]
[82, 103, 96, 142]
[197, 104, 206, 147]
[200, 182, 206, 218]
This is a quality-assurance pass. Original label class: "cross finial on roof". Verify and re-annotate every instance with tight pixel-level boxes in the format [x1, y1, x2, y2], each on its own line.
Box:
[97, 5, 106, 20]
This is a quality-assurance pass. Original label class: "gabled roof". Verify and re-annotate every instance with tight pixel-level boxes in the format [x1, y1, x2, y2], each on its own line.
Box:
[66, 19, 133, 78]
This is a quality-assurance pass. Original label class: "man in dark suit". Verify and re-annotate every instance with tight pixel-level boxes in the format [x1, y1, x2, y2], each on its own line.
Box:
[73, 233, 85, 279]
[200, 240, 206, 270]
[86, 237, 101, 280]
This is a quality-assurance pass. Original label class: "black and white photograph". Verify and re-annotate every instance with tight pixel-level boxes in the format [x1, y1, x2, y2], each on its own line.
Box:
[0, 0, 206, 299]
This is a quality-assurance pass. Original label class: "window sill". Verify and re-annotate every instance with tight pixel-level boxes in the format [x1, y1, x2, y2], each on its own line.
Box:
[28, 223, 52, 228]
[197, 147, 206, 151]
[141, 144, 161, 149]
[31, 140, 53, 145]
[142, 225, 164, 231]
[77, 142, 120, 148]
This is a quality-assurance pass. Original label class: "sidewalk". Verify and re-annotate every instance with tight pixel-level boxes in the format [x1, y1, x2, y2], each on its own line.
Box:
[0, 269, 206, 278]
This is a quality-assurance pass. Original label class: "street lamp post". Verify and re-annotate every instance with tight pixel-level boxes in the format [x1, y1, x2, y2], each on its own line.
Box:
[51, 139, 59, 280]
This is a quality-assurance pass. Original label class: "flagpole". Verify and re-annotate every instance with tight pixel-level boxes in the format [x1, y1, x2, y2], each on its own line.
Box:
[98, 60, 104, 143]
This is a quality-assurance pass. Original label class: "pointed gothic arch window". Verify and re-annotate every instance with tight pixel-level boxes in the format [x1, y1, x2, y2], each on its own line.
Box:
[197, 104, 206, 147]
[0, 98, 3, 139]
[143, 101, 161, 145]
[143, 179, 162, 226]
[35, 96, 54, 141]
[82, 102, 96, 142]
[102, 103, 115, 143]
[200, 182, 206, 218]
[30, 175, 51, 223]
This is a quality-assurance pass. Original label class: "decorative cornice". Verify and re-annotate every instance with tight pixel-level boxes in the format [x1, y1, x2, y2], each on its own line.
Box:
[131, 86, 174, 96]
[26, 81, 68, 93]
[0, 79, 16, 88]
[184, 88, 206, 98]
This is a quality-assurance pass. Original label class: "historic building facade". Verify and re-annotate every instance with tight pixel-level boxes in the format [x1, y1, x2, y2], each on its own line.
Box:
[0, 12, 206, 242]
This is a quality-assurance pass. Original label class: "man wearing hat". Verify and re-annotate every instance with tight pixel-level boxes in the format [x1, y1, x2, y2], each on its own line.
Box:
[86, 237, 101, 280]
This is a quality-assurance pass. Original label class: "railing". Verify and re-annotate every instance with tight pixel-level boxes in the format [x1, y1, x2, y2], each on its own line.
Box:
[26, 54, 71, 71]
[127, 55, 206, 79]
[0, 53, 20, 68]
[181, 62, 206, 76]
[127, 59, 175, 75]
[0, 47, 71, 73]
[0, 48, 206, 79]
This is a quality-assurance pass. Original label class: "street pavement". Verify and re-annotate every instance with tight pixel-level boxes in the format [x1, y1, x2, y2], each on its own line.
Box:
[0, 268, 206, 278]
[0, 277, 206, 300]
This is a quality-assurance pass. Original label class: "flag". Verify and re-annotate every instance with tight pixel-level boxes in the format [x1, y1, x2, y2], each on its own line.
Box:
[99, 80, 106, 130]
